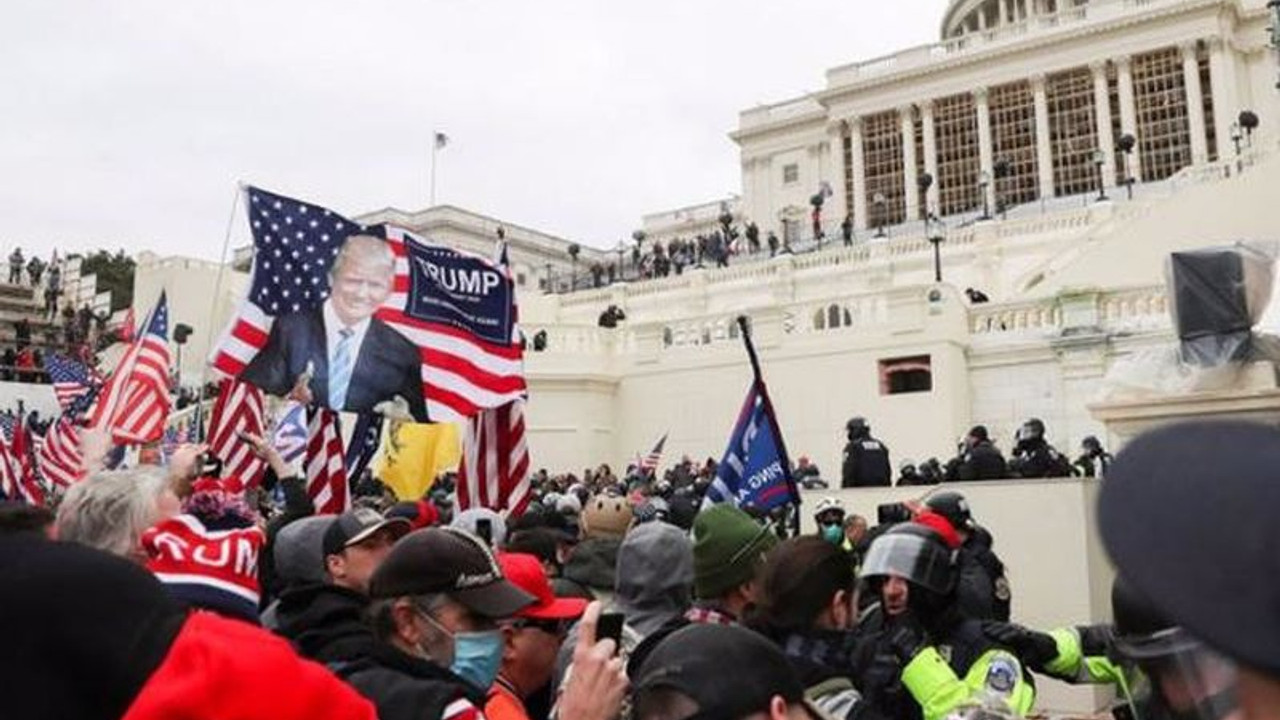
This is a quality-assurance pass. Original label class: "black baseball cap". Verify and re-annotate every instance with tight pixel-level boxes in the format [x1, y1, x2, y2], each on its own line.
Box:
[633, 624, 825, 720]
[368, 526, 536, 618]
[322, 508, 411, 558]
[1100, 421, 1280, 677]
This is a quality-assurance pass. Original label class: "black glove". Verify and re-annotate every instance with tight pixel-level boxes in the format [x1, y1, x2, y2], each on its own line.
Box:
[980, 621, 1058, 670]
[884, 617, 930, 664]
[1076, 623, 1114, 657]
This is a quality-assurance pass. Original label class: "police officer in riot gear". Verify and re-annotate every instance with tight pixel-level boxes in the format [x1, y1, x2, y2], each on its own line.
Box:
[851, 524, 1036, 720]
[924, 491, 1011, 622]
[1008, 419, 1071, 478]
[842, 416, 892, 488]
[945, 426, 1009, 482]
[1073, 435, 1113, 478]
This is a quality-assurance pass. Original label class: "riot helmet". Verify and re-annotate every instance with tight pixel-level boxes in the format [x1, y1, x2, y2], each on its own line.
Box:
[846, 416, 869, 440]
[1110, 576, 1239, 720]
[1020, 418, 1046, 441]
[924, 491, 974, 533]
[860, 523, 957, 596]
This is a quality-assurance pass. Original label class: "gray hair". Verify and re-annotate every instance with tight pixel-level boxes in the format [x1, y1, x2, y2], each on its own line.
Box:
[55, 468, 171, 558]
[331, 234, 395, 279]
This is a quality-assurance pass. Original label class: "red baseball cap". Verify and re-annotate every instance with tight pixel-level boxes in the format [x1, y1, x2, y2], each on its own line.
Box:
[497, 552, 588, 620]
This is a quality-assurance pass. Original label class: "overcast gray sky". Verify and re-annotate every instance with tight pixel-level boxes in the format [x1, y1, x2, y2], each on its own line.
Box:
[1, 0, 943, 260]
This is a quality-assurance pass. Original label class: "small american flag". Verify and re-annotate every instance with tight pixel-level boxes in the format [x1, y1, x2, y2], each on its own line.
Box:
[89, 292, 172, 444]
[37, 417, 83, 488]
[44, 353, 97, 415]
[305, 407, 348, 514]
[457, 399, 531, 517]
[271, 401, 308, 463]
[207, 378, 267, 490]
[639, 433, 668, 474]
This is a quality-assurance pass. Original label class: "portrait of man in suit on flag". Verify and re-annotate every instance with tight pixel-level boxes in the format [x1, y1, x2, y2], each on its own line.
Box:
[240, 234, 428, 421]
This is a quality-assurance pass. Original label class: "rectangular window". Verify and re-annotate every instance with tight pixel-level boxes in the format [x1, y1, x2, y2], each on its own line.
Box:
[782, 163, 800, 184]
[863, 109, 906, 227]
[1133, 47, 1192, 181]
[843, 135, 855, 226]
[878, 355, 933, 395]
[989, 80, 1040, 208]
[1047, 66, 1099, 197]
[935, 93, 982, 216]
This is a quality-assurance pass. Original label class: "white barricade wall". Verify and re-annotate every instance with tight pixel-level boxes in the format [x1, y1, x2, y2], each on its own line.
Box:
[800, 478, 1113, 715]
[0, 381, 60, 419]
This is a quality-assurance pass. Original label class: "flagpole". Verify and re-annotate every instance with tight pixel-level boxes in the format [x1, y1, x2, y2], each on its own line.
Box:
[195, 183, 244, 442]
[735, 315, 801, 536]
[430, 137, 438, 207]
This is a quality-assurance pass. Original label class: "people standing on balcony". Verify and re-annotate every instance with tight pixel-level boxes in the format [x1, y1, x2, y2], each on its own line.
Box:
[26, 256, 45, 287]
[965, 287, 990, 303]
[8, 248, 24, 284]
[841, 417, 892, 488]
[44, 263, 61, 319]
[944, 425, 1008, 481]
[767, 231, 780, 257]
[745, 222, 761, 254]
[841, 216, 854, 247]
[1072, 435, 1112, 478]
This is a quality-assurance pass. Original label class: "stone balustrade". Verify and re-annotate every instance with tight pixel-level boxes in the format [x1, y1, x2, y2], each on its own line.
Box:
[970, 285, 1170, 336]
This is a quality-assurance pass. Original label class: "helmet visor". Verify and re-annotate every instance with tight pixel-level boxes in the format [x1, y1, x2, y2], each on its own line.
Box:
[859, 532, 952, 595]
[1113, 629, 1238, 720]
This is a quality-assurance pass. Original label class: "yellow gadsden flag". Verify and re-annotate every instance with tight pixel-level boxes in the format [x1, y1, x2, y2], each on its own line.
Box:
[375, 420, 462, 501]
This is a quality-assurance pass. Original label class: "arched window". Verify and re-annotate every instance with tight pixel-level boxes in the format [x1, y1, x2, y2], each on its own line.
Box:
[828, 304, 842, 329]
[813, 309, 826, 330]
[662, 327, 673, 347]
[843, 308, 853, 326]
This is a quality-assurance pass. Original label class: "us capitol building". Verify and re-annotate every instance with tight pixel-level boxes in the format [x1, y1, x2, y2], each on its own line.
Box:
[138, 0, 1280, 478]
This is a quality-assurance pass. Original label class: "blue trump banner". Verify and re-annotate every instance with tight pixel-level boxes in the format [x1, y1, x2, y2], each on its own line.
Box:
[404, 235, 514, 345]
[707, 383, 797, 512]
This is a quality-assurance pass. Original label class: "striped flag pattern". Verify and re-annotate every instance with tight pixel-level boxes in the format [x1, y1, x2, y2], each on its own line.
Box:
[457, 399, 531, 517]
[208, 187, 526, 424]
[207, 378, 267, 490]
[44, 353, 98, 414]
[271, 401, 308, 463]
[378, 226, 526, 423]
[0, 418, 44, 504]
[305, 407, 348, 514]
[89, 293, 172, 444]
[638, 433, 668, 474]
[37, 417, 83, 488]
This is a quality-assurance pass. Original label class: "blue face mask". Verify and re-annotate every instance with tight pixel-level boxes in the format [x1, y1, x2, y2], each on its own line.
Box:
[821, 524, 844, 545]
[449, 630, 504, 690]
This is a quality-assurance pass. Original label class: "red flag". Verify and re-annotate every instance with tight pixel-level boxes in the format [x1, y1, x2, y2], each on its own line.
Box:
[2, 419, 45, 505]
[305, 407, 348, 515]
[37, 417, 83, 488]
[457, 399, 531, 516]
[90, 293, 172, 444]
[207, 378, 267, 491]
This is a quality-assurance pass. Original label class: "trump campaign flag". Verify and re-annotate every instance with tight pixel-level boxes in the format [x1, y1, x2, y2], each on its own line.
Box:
[705, 317, 799, 518]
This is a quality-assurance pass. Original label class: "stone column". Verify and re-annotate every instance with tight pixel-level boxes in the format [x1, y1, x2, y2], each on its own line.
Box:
[1115, 56, 1142, 182]
[975, 87, 996, 213]
[921, 100, 940, 216]
[900, 106, 920, 221]
[1031, 73, 1056, 199]
[1181, 42, 1209, 164]
[826, 119, 849, 224]
[849, 116, 868, 231]
[1207, 36, 1237, 162]
[1091, 61, 1117, 186]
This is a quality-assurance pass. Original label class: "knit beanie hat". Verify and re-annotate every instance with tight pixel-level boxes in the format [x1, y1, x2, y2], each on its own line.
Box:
[141, 514, 266, 623]
[581, 494, 633, 539]
[692, 504, 779, 599]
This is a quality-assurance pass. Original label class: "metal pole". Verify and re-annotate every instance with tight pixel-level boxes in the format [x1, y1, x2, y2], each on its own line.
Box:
[932, 241, 943, 283]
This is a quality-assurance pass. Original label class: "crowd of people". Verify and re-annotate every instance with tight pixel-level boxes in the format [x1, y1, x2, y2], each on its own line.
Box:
[4, 417, 1273, 720]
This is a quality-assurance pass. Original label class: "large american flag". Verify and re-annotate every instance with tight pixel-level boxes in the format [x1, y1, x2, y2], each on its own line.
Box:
[209, 187, 526, 423]
[457, 399, 531, 516]
[207, 378, 267, 490]
[37, 417, 83, 488]
[44, 354, 98, 414]
[89, 293, 172, 444]
[305, 407, 348, 514]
